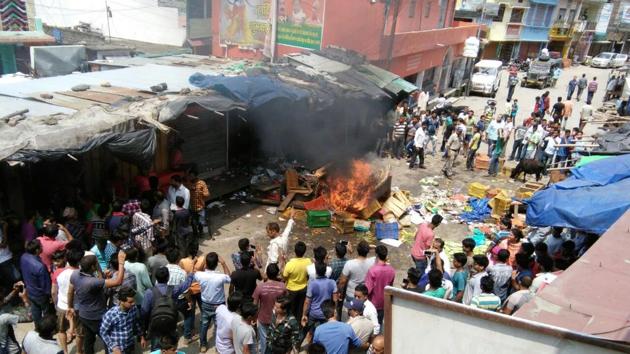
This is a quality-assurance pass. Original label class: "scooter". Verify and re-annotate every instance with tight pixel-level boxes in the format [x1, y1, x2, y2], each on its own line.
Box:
[484, 99, 497, 119]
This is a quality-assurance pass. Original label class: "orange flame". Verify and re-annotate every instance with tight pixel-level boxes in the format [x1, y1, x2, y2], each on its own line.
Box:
[325, 160, 375, 213]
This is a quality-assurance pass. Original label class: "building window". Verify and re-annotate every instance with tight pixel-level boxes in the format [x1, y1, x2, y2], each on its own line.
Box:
[544, 5, 554, 26]
[409, 0, 417, 18]
[438, 0, 448, 28]
[491, 4, 506, 22]
[424, 0, 432, 18]
[568, 9, 576, 22]
[189, 0, 212, 19]
[510, 8, 524, 23]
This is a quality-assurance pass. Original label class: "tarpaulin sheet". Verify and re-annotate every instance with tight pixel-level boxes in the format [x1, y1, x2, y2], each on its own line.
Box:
[159, 95, 246, 123]
[525, 154, 630, 234]
[7, 128, 156, 166]
[31, 45, 87, 78]
[189, 73, 310, 109]
[594, 123, 630, 153]
[460, 198, 491, 223]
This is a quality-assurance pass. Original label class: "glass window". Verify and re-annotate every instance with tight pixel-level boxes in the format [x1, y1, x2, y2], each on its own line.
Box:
[510, 8, 524, 23]
[424, 0, 432, 18]
[409, 0, 417, 18]
[438, 0, 448, 28]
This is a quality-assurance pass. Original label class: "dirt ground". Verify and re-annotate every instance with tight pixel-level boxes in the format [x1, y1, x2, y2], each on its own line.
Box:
[12, 63, 614, 353]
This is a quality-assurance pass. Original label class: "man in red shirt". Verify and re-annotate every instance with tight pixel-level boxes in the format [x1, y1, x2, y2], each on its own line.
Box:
[37, 224, 72, 272]
[252, 264, 287, 353]
[410, 215, 443, 275]
[365, 245, 395, 329]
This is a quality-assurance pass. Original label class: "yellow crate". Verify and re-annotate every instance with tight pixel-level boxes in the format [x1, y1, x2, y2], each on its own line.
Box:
[468, 182, 489, 199]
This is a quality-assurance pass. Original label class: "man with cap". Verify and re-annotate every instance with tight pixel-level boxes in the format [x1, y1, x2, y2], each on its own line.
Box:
[345, 298, 373, 353]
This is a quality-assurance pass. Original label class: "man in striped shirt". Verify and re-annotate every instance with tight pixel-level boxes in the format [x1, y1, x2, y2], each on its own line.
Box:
[470, 276, 501, 312]
[392, 117, 408, 159]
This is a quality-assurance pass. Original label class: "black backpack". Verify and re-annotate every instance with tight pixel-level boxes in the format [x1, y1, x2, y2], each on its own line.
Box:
[149, 286, 178, 334]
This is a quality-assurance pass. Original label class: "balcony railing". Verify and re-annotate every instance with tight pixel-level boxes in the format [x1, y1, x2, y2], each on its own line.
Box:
[550, 25, 572, 38]
[521, 26, 550, 41]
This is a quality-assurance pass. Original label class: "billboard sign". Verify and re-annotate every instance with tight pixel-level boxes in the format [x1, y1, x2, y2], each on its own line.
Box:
[277, 0, 326, 50]
[595, 3, 613, 34]
[220, 0, 271, 49]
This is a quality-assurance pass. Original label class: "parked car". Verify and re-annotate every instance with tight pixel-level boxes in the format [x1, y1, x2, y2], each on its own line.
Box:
[470, 60, 502, 97]
[591, 52, 616, 68]
[611, 54, 628, 68]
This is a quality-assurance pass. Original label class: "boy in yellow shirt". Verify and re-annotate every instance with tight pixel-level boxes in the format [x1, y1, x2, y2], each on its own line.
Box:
[283, 241, 312, 320]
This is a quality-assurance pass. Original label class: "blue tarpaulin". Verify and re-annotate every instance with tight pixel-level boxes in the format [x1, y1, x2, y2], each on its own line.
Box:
[189, 73, 310, 109]
[525, 154, 630, 234]
[460, 198, 492, 223]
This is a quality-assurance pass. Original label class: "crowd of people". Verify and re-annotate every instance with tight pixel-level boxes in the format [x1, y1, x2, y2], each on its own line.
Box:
[380, 70, 598, 178]
[405, 213, 596, 314]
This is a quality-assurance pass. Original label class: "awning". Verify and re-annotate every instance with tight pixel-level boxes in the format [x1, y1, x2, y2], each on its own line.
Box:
[357, 64, 418, 95]
[0, 31, 55, 44]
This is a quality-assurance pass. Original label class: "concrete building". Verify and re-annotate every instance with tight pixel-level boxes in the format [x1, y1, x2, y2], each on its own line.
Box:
[0, 0, 54, 75]
[32, 0, 187, 46]
[547, 0, 582, 59]
[210, 0, 479, 95]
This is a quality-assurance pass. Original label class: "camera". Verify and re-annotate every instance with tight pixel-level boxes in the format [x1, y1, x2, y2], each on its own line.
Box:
[423, 250, 433, 257]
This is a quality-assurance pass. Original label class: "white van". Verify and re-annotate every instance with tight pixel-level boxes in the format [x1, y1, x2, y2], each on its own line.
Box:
[470, 60, 503, 97]
[611, 54, 628, 68]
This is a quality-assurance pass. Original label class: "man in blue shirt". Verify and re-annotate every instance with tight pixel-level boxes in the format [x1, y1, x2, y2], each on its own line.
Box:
[313, 300, 366, 354]
[20, 240, 51, 323]
[100, 286, 146, 354]
[302, 262, 338, 342]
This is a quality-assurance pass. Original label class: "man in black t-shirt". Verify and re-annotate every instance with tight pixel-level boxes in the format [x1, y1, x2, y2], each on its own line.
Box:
[551, 97, 565, 124]
[229, 252, 261, 299]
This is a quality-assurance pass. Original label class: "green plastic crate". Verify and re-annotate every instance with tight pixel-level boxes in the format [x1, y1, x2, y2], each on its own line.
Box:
[306, 210, 331, 228]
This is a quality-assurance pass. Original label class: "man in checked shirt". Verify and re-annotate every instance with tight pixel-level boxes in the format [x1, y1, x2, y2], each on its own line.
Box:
[100, 286, 147, 354]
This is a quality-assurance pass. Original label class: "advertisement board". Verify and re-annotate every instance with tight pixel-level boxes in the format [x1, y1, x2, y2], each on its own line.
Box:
[220, 0, 271, 49]
[277, 0, 326, 50]
[595, 3, 613, 34]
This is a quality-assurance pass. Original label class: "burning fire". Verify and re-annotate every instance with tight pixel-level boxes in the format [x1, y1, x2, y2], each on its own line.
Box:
[325, 160, 376, 213]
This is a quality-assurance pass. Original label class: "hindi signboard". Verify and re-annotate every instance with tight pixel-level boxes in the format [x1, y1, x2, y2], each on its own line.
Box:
[277, 0, 326, 50]
[220, 0, 271, 49]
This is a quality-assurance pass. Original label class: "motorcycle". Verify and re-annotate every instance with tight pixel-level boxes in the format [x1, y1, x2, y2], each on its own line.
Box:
[483, 99, 497, 120]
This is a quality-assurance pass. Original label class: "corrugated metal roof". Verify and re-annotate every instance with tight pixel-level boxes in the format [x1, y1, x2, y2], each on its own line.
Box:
[515, 210, 630, 342]
[287, 53, 351, 73]
[0, 96, 76, 117]
[0, 64, 221, 99]
[357, 64, 418, 95]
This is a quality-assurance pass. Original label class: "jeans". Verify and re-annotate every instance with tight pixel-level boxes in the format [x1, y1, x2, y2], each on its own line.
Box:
[576, 86, 584, 101]
[567, 87, 575, 100]
[487, 139, 496, 157]
[408, 146, 425, 168]
[287, 288, 307, 320]
[587, 91, 595, 105]
[510, 139, 524, 161]
[183, 300, 196, 339]
[413, 258, 428, 276]
[377, 309, 384, 333]
[191, 209, 207, 237]
[28, 295, 51, 324]
[393, 137, 405, 159]
[488, 152, 501, 176]
[200, 302, 220, 347]
[507, 85, 516, 101]
[426, 135, 437, 155]
[466, 148, 478, 170]
[257, 322, 270, 354]
[78, 317, 103, 354]
[442, 150, 457, 177]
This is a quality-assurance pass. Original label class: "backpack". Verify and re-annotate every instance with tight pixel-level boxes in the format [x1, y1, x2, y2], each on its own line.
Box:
[149, 286, 178, 334]
[427, 120, 437, 135]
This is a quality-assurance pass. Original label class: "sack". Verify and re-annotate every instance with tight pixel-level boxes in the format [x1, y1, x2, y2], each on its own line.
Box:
[149, 286, 178, 334]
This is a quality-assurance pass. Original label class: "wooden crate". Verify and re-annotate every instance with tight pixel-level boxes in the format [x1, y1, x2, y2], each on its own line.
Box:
[333, 213, 356, 234]
[360, 199, 382, 219]
[474, 154, 490, 170]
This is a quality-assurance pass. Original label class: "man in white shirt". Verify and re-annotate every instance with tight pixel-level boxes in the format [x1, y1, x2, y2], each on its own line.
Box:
[52, 248, 81, 354]
[231, 302, 258, 354]
[167, 175, 190, 209]
[484, 115, 505, 156]
[353, 284, 379, 335]
[215, 292, 242, 354]
[265, 211, 295, 269]
[463, 255, 489, 306]
[306, 246, 333, 279]
[425, 238, 451, 276]
[409, 122, 426, 169]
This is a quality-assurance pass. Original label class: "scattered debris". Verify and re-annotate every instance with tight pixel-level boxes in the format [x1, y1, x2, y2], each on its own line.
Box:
[71, 84, 90, 92]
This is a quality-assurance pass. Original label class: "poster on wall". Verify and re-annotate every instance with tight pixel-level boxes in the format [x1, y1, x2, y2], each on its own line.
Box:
[277, 0, 326, 50]
[595, 3, 613, 34]
[220, 0, 271, 49]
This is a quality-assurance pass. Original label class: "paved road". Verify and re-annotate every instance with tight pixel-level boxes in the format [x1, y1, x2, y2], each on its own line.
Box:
[454, 63, 614, 150]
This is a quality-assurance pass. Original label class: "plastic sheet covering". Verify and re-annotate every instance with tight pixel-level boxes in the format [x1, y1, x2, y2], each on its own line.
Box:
[525, 154, 630, 234]
[593, 123, 630, 153]
[7, 128, 156, 166]
[159, 95, 245, 123]
[459, 198, 491, 223]
[31, 45, 87, 78]
[188, 73, 310, 108]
